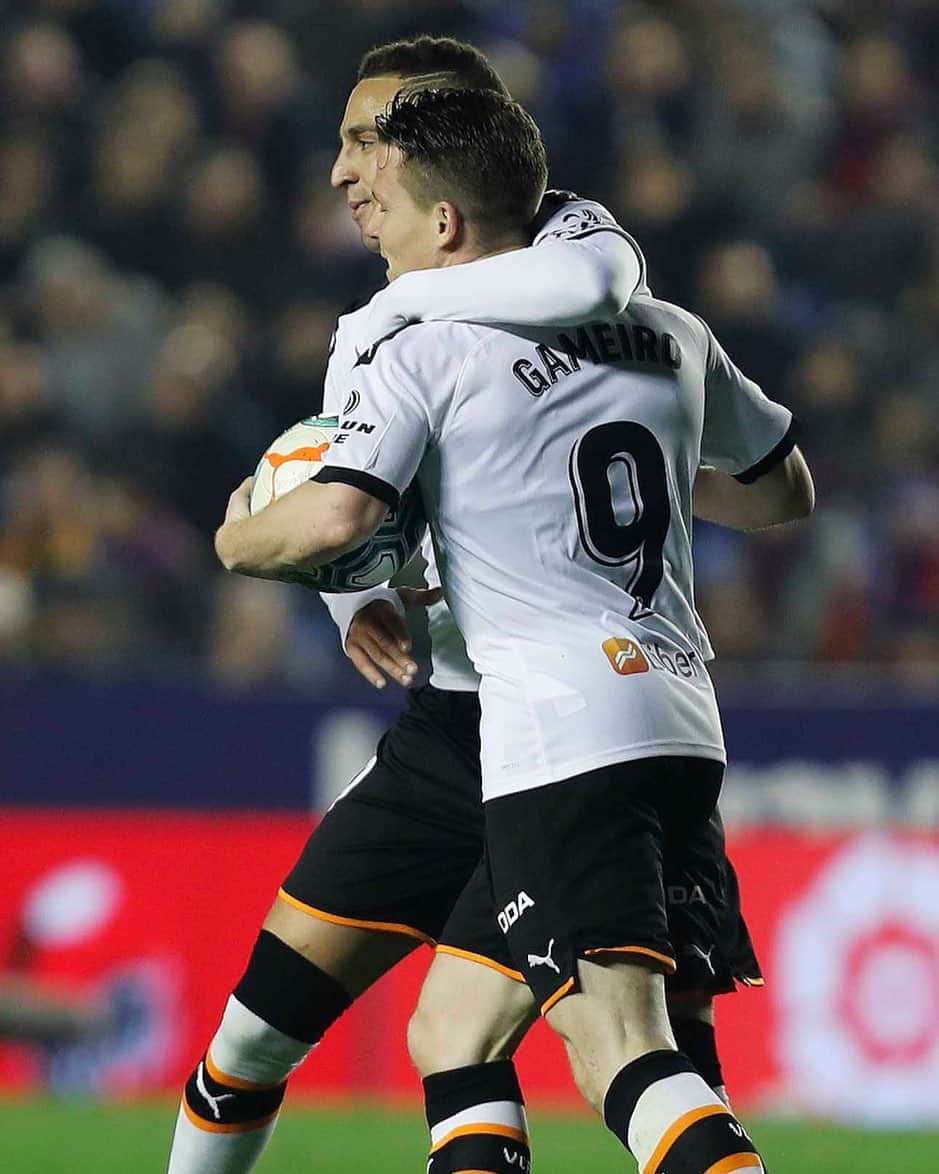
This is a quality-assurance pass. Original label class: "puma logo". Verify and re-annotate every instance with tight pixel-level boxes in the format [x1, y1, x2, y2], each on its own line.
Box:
[691, 943, 716, 975]
[195, 1062, 236, 1121]
[527, 938, 560, 975]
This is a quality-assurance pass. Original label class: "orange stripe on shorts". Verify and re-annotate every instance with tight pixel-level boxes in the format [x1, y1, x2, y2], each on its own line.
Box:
[540, 976, 576, 1015]
[277, 888, 434, 944]
[435, 944, 525, 983]
[583, 944, 677, 973]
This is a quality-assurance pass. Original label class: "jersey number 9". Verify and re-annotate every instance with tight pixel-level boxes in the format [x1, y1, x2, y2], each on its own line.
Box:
[568, 421, 670, 619]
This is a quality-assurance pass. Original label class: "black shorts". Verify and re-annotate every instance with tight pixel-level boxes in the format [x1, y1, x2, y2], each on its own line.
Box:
[282, 685, 762, 999]
[439, 804, 763, 998]
[479, 757, 731, 1012]
[280, 685, 484, 942]
[666, 807, 763, 996]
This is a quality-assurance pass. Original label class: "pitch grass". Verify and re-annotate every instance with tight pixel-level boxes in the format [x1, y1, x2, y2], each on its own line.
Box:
[4, 1099, 939, 1173]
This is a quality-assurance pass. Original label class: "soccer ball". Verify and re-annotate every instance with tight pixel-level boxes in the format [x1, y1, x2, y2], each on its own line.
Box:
[249, 415, 426, 593]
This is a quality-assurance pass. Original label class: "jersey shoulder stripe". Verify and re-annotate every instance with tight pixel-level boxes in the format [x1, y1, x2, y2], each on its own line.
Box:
[313, 466, 399, 507]
[353, 321, 416, 368]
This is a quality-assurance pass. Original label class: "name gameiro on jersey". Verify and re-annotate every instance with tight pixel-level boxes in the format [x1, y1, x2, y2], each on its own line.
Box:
[317, 282, 794, 799]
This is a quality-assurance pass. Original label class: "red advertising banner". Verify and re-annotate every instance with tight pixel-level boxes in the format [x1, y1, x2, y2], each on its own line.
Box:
[2, 811, 938, 1123]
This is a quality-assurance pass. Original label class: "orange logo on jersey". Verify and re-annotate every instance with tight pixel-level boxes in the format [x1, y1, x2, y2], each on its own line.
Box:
[602, 637, 650, 676]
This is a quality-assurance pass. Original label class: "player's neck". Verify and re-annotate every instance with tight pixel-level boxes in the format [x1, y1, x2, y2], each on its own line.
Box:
[440, 236, 526, 268]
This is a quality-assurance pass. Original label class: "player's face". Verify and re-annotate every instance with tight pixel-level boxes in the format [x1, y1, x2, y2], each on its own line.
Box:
[368, 150, 444, 282]
[331, 76, 402, 253]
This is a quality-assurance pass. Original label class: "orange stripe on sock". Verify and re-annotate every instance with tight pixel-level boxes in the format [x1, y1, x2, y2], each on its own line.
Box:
[182, 1097, 279, 1135]
[540, 976, 576, 1015]
[643, 1105, 730, 1174]
[435, 944, 526, 983]
[704, 1154, 763, 1174]
[583, 944, 677, 973]
[204, 1050, 284, 1092]
[430, 1123, 529, 1154]
[277, 888, 434, 944]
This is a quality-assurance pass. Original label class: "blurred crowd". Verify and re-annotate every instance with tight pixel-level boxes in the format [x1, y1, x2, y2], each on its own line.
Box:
[1, 0, 938, 689]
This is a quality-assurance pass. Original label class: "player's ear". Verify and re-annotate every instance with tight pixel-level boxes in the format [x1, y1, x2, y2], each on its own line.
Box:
[434, 200, 463, 250]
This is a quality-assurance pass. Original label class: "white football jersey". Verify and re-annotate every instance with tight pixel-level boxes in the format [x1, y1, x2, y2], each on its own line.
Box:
[321, 193, 645, 693]
[323, 291, 480, 690]
[318, 289, 794, 800]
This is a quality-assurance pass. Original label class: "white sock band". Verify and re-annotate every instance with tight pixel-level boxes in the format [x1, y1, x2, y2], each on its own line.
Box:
[208, 996, 312, 1086]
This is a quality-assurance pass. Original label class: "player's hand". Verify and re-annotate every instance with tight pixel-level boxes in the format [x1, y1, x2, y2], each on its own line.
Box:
[223, 477, 254, 525]
[345, 587, 443, 690]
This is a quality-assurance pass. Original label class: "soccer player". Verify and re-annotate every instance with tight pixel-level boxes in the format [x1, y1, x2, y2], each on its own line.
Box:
[214, 87, 813, 1173]
[329, 41, 766, 1115]
[328, 33, 763, 1148]
[165, 39, 650, 1174]
[169, 38, 767, 1174]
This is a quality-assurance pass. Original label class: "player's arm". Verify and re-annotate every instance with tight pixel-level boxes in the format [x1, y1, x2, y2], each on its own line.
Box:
[325, 583, 441, 690]
[221, 328, 440, 583]
[360, 194, 642, 342]
[322, 586, 407, 683]
[693, 448, 815, 530]
[312, 314, 432, 688]
[699, 318, 815, 528]
[314, 325, 414, 680]
[214, 476, 387, 579]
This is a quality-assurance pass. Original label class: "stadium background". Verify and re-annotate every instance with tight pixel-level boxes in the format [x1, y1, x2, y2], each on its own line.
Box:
[2, 0, 938, 1170]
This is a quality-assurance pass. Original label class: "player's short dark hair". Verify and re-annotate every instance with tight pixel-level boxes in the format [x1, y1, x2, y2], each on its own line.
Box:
[375, 87, 546, 245]
[375, 88, 548, 246]
[358, 35, 509, 97]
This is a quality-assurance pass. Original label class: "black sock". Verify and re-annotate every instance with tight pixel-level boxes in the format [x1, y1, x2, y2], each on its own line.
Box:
[671, 1016, 724, 1092]
[424, 1059, 530, 1172]
[603, 1050, 764, 1173]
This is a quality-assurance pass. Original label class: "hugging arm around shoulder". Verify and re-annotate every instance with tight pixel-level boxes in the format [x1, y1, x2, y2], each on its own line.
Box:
[363, 213, 642, 341]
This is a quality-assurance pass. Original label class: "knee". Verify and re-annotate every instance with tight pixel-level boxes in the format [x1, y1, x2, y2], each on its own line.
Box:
[407, 1002, 482, 1078]
[233, 930, 351, 1048]
[407, 1000, 509, 1078]
[406, 1003, 443, 1078]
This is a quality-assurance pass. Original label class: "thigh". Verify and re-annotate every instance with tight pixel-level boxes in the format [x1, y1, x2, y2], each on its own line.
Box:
[281, 686, 484, 944]
[263, 898, 419, 997]
[484, 759, 721, 1014]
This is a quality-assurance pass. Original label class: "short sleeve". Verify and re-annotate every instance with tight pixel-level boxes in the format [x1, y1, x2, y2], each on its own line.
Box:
[700, 322, 796, 480]
[315, 325, 449, 506]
